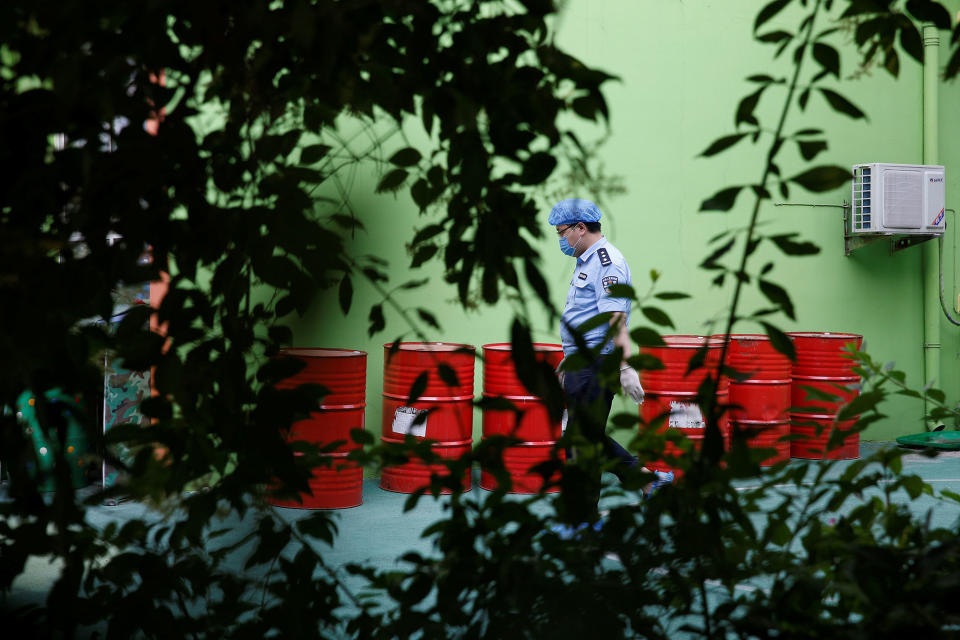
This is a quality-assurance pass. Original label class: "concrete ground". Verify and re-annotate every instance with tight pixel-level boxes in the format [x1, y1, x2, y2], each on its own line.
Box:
[3, 441, 960, 636]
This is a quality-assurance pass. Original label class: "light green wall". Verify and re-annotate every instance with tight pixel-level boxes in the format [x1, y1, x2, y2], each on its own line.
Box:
[290, 1, 960, 444]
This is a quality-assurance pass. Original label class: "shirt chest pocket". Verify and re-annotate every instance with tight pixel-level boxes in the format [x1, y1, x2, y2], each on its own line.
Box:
[573, 276, 593, 302]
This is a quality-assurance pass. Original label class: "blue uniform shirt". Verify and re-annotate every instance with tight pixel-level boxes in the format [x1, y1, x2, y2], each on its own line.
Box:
[560, 236, 632, 356]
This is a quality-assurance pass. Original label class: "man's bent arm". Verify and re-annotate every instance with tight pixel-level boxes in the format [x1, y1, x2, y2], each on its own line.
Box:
[610, 311, 631, 367]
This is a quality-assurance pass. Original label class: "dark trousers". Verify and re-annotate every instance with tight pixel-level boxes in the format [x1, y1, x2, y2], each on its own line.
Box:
[561, 359, 637, 522]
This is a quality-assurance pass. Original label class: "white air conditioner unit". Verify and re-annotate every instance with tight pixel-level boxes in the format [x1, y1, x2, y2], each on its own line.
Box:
[850, 163, 945, 235]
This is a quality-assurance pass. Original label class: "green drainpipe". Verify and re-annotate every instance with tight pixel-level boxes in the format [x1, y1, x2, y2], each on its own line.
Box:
[922, 23, 940, 428]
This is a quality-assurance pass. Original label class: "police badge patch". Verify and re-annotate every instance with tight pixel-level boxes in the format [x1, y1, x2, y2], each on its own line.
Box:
[601, 275, 618, 293]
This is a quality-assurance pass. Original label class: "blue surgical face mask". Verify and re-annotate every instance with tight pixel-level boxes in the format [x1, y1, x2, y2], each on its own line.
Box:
[559, 230, 582, 256]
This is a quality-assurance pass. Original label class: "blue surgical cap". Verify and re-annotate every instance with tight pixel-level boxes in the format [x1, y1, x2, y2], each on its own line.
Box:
[548, 199, 603, 226]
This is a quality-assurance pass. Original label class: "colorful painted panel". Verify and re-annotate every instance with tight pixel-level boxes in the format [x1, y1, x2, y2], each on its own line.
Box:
[16, 390, 95, 491]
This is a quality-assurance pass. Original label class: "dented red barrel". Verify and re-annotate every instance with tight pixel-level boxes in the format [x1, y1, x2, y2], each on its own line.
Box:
[640, 335, 729, 477]
[725, 334, 791, 466]
[379, 342, 475, 493]
[787, 332, 862, 460]
[269, 348, 366, 509]
[479, 343, 565, 493]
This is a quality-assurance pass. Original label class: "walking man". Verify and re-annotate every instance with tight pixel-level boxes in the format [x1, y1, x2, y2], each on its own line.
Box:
[550, 198, 672, 528]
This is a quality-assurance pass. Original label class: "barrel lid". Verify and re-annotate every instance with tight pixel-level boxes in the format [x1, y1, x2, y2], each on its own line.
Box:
[383, 342, 475, 352]
[713, 333, 768, 342]
[280, 348, 366, 357]
[482, 343, 563, 352]
[660, 335, 712, 348]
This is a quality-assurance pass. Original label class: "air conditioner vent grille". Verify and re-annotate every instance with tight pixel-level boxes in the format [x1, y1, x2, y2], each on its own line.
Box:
[883, 170, 923, 229]
[852, 166, 873, 231]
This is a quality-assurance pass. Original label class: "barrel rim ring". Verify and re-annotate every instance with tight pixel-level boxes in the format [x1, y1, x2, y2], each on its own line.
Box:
[785, 331, 863, 340]
[382, 392, 475, 402]
[279, 347, 367, 358]
[383, 341, 476, 353]
[481, 342, 564, 353]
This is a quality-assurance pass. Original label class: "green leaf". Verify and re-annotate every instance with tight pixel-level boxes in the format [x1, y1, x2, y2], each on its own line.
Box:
[899, 24, 923, 64]
[947, 44, 960, 81]
[577, 312, 615, 334]
[255, 255, 302, 288]
[338, 274, 353, 314]
[759, 321, 795, 361]
[788, 165, 850, 192]
[700, 186, 743, 212]
[300, 144, 332, 164]
[376, 168, 409, 193]
[268, 325, 293, 346]
[758, 30, 793, 44]
[755, 0, 793, 32]
[411, 244, 439, 268]
[407, 372, 428, 404]
[607, 283, 636, 299]
[510, 318, 542, 397]
[416, 308, 440, 330]
[351, 429, 374, 446]
[797, 139, 828, 161]
[654, 291, 691, 300]
[524, 259, 552, 310]
[520, 152, 557, 185]
[412, 224, 444, 247]
[700, 133, 749, 157]
[389, 147, 422, 167]
[296, 512, 338, 545]
[630, 327, 666, 347]
[398, 279, 428, 290]
[701, 237, 736, 270]
[901, 474, 927, 499]
[759, 279, 795, 320]
[906, 0, 952, 29]
[641, 306, 675, 328]
[362, 266, 388, 283]
[833, 390, 881, 421]
[819, 88, 866, 119]
[768, 519, 791, 546]
[768, 233, 821, 256]
[812, 43, 840, 78]
[437, 364, 459, 388]
[411, 178, 432, 210]
[368, 304, 385, 336]
[736, 87, 765, 127]
[331, 213, 364, 230]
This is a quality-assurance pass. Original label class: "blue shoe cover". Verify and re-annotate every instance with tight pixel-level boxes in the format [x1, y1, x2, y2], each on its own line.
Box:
[646, 470, 674, 498]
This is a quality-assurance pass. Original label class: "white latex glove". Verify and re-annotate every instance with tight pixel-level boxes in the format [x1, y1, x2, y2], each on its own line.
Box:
[620, 366, 644, 404]
[556, 356, 566, 391]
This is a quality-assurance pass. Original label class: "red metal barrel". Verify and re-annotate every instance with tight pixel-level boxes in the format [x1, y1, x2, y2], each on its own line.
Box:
[640, 335, 729, 477]
[479, 343, 565, 493]
[269, 348, 366, 509]
[379, 342, 475, 493]
[725, 334, 791, 466]
[787, 332, 863, 460]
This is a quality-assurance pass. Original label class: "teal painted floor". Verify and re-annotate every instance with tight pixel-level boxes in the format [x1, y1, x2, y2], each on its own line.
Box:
[4, 442, 960, 636]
